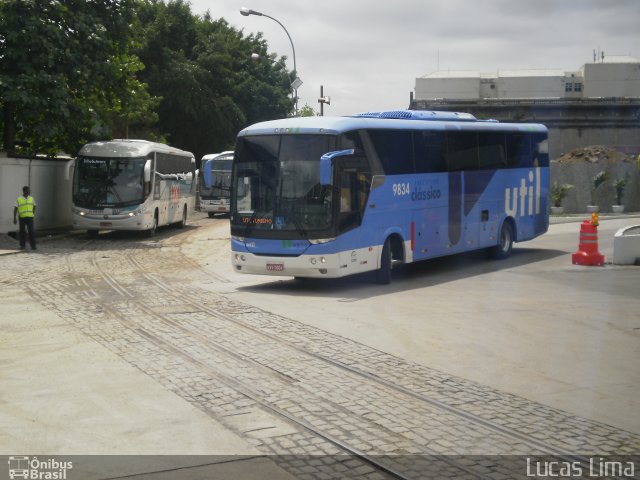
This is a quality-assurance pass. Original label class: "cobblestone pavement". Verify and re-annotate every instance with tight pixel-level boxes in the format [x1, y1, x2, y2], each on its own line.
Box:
[2, 224, 639, 479]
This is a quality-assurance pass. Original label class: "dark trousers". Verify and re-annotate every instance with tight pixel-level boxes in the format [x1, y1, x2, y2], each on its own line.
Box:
[18, 217, 36, 249]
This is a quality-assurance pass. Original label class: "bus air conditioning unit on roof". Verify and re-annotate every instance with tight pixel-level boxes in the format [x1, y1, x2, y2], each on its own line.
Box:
[351, 110, 478, 122]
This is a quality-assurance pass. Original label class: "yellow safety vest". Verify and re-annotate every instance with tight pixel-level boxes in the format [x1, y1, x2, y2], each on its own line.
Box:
[16, 196, 35, 218]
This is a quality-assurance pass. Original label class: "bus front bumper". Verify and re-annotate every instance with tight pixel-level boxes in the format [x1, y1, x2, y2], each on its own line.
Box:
[72, 211, 152, 231]
[201, 199, 230, 213]
[231, 251, 345, 278]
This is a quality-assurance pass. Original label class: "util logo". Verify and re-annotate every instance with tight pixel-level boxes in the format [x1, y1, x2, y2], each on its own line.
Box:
[505, 168, 541, 217]
[170, 185, 180, 201]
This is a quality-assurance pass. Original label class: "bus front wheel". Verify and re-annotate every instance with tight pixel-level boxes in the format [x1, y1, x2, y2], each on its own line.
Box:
[146, 211, 158, 237]
[491, 221, 513, 259]
[376, 238, 392, 284]
[179, 204, 187, 228]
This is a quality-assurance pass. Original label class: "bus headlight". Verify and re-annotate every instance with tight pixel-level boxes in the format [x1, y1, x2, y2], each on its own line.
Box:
[234, 254, 246, 262]
[309, 238, 335, 245]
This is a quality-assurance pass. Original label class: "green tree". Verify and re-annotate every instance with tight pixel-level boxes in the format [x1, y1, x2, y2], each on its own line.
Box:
[0, 0, 153, 156]
[135, 1, 292, 159]
[0, 0, 296, 158]
[299, 104, 319, 117]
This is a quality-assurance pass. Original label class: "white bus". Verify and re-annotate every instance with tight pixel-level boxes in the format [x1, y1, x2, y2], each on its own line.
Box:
[72, 139, 196, 237]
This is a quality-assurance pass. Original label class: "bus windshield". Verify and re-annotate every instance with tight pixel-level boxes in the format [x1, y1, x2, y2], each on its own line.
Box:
[201, 155, 233, 199]
[232, 135, 335, 236]
[74, 157, 146, 209]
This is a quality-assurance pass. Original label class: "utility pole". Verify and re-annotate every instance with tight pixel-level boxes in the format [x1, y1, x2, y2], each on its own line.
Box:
[318, 85, 330, 116]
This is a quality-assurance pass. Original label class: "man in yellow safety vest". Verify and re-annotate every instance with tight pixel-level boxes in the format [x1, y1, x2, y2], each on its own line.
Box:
[13, 186, 37, 250]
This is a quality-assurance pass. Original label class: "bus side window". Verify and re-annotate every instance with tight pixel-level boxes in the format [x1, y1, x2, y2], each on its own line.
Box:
[478, 132, 506, 169]
[446, 132, 478, 171]
[506, 133, 531, 168]
[338, 168, 370, 233]
[339, 171, 357, 231]
[368, 130, 415, 175]
[533, 133, 549, 167]
[340, 176, 352, 213]
[414, 131, 447, 173]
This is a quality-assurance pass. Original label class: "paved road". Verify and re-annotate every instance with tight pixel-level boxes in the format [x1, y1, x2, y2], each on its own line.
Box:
[1, 215, 639, 479]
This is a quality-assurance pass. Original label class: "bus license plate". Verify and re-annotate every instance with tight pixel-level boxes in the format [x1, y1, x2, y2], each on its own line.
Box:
[266, 263, 284, 272]
[100, 222, 112, 227]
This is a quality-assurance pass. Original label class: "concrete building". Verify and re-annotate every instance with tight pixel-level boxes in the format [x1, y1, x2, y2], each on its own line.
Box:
[414, 56, 640, 102]
[411, 56, 640, 160]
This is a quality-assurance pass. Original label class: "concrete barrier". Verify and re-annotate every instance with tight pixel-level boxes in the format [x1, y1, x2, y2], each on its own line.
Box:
[613, 225, 640, 265]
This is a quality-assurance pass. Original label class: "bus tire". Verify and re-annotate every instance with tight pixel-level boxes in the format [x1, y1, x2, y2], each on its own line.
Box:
[179, 204, 187, 228]
[376, 238, 392, 284]
[491, 221, 513, 259]
[146, 211, 158, 237]
[207, 212, 215, 218]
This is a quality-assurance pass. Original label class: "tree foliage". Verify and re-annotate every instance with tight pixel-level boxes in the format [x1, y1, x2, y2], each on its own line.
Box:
[0, 0, 294, 159]
[135, 1, 292, 159]
[0, 0, 149, 155]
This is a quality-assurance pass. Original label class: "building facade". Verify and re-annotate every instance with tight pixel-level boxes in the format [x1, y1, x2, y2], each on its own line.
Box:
[411, 57, 640, 160]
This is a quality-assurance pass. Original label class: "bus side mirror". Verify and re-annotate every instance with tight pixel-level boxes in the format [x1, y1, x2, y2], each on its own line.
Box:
[65, 159, 74, 181]
[320, 149, 354, 186]
[144, 159, 152, 182]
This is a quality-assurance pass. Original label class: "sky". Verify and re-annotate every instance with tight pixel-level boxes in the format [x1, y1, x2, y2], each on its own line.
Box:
[188, 0, 640, 117]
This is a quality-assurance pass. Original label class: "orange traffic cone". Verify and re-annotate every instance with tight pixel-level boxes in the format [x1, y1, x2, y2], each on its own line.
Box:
[572, 215, 604, 266]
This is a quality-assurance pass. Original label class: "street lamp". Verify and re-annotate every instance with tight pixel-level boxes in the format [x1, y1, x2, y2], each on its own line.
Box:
[240, 6, 301, 116]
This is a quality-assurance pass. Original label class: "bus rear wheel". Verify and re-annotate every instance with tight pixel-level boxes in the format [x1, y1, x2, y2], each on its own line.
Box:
[376, 238, 392, 284]
[491, 221, 513, 259]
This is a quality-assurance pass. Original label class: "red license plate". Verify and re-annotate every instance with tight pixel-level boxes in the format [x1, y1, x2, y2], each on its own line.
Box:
[266, 263, 284, 271]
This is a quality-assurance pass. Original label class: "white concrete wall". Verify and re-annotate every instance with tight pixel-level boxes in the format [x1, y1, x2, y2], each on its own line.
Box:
[1, 154, 74, 234]
[498, 75, 565, 98]
[415, 61, 640, 100]
[415, 76, 480, 100]
[584, 62, 640, 98]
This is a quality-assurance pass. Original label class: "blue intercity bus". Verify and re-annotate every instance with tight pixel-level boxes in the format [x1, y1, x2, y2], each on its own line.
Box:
[199, 151, 234, 217]
[230, 110, 549, 283]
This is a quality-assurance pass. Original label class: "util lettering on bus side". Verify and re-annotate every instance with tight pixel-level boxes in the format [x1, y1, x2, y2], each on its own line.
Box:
[504, 168, 541, 217]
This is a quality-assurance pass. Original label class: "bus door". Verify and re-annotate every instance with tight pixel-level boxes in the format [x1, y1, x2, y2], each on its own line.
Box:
[336, 161, 374, 273]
